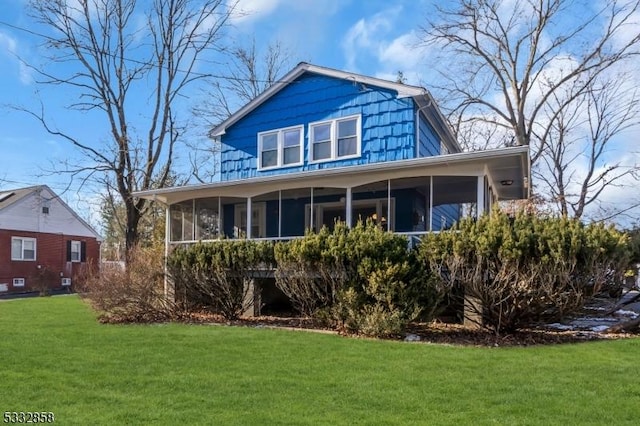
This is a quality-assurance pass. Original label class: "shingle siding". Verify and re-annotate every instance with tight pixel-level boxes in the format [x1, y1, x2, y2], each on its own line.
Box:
[219, 73, 417, 181]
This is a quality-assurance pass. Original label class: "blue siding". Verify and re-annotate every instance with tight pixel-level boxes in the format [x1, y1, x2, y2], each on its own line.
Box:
[432, 204, 460, 230]
[418, 114, 441, 157]
[220, 73, 417, 181]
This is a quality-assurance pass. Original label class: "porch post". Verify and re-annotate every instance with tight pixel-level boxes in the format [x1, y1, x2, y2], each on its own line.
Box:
[217, 197, 222, 239]
[429, 176, 433, 232]
[476, 175, 485, 219]
[387, 179, 391, 231]
[164, 203, 174, 302]
[346, 187, 353, 227]
[278, 190, 282, 238]
[246, 196, 252, 239]
[310, 187, 314, 231]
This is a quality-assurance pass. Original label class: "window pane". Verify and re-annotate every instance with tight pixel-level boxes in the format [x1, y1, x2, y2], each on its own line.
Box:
[283, 146, 300, 165]
[283, 129, 300, 147]
[261, 133, 277, 150]
[11, 239, 22, 259]
[262, 149, 277, 167]
[23, 240, 34, 251]
[196, 198, 219, 240]
[313, 141, 331, 160]
[338, 118, 357, 137]
[170, 205, 183, 241]
[338, 136, 357, 157]
[312, 123, 331, 142]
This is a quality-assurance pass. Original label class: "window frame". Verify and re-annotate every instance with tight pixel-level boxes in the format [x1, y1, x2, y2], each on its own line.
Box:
[70, 240, 82, 263]
[309, 114, 362, 164]
[257, 125, 304, 171]
[13, 278, 25, 287]
[11, 237, 36, 261]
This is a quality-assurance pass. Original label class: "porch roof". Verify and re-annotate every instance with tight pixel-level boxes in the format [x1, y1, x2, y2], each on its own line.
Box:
[135, 146, 530, 205]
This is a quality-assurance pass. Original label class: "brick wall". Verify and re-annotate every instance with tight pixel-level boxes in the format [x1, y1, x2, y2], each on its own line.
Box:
[0, 230, 100, 293]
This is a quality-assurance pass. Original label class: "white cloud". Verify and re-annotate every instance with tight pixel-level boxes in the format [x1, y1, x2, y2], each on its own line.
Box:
[0, 31, 17, 55]
[377, 30, 427, 72]
[341, 6, 401, 71]
[230, 0, 283, 24]
[0, 31, 32, 85]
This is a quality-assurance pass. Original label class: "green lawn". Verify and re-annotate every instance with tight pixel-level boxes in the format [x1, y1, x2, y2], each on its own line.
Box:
[1, 296, 638, 425]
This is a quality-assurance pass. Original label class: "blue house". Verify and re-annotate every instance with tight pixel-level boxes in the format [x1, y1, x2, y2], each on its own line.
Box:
[136, 63, 529, 247]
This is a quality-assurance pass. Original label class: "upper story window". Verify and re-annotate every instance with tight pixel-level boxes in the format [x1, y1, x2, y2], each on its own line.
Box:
[310, 115, 361, 163]
[258, 125, 303, 170]
[11, 237, 36, 261]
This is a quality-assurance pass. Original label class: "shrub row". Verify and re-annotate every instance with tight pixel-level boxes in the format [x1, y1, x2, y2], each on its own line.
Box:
[165, 211, 630, 336]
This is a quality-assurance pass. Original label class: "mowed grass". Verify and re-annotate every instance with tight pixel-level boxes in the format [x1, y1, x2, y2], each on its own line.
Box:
[1, 296, 639, 425]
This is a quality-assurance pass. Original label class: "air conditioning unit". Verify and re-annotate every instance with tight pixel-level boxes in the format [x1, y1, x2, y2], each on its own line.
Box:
[0, 283, 8, 292]
[61, 278, 72, 286]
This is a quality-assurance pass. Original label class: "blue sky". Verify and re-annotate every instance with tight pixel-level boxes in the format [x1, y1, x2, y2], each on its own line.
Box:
[0, 0, 436, 224]
[0, 0, 638, 228]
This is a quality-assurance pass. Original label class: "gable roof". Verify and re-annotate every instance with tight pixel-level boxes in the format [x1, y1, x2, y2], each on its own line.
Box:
[0, 186, 41, 211]
[0, 185, 102, 240]
[208, 62, 459, 150]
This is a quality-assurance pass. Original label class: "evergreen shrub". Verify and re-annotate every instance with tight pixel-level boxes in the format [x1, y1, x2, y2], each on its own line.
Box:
[418, 208, 629, 333]
[167, 240, 275, 320]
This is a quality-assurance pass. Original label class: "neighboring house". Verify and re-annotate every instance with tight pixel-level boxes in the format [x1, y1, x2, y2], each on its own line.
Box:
[0, 185, 102, 294]
[136, 62, 530, 248]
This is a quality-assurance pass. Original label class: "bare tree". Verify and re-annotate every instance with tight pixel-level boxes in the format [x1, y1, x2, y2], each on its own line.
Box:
[189, 38, 295, 183]
[536, 74, 640, 219]
[421, 0, 640, 163]
[22, 0, 235, 253]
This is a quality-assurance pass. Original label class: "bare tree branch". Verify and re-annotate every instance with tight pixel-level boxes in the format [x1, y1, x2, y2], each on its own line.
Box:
[22, 0, 236, 254]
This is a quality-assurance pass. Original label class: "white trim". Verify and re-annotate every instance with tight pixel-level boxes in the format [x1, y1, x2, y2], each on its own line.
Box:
[135, 146, 530, 204]
[13, 278, 25, 287]
[257, 125, 304, 170]
[477, 175, 485, 218]
[210, 62, 427, 138]
[11, 236, 36, 261]
[309, 114, 361, 163]
[70, 240, 82, 263]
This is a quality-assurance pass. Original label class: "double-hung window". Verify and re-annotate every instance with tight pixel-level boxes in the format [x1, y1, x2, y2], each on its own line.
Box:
[11, 237, 36, 261]
[258, 126, 303, 170]
[310, 115, 361, 162]
[70, 241, 81, 262]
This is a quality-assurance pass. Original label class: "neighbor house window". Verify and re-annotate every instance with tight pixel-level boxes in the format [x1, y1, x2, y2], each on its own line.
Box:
[70, 241, 81, 262]
[67, 240, 87, 263]
[310, 115, 361, 162]
[11, 237, 36, 261]
[258, 125, 303, 170]
[13, 278, 25, 287]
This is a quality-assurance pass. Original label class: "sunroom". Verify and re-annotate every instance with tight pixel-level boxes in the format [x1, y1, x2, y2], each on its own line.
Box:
[135, 146, 530, 249]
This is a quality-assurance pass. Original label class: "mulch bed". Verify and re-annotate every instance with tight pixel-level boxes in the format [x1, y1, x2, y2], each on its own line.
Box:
[178, 311, 636, 347]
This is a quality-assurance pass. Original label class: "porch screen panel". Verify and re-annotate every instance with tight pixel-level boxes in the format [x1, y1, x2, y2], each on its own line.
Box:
[390, 177, 431, 232]
[279, 188, 311, 237]
[254, 191, 281, 238]
[352, 180, 392, 231]
[169, 201, 194, 242]
[195, 198, 220, 240]
[432, 176, 475, 230]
